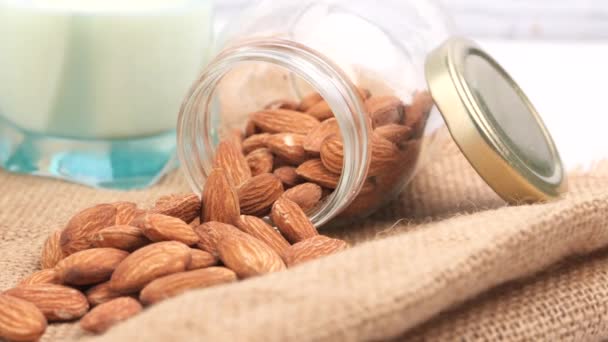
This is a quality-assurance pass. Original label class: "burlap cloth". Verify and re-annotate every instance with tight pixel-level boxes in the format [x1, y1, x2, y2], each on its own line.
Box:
[1, 132, 608, 342]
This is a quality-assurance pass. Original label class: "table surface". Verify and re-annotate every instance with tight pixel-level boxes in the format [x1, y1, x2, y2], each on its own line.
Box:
[478, 39, 608, 171]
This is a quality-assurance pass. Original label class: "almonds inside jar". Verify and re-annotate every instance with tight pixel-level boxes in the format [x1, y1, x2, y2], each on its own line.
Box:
[234, 88, 431, 220]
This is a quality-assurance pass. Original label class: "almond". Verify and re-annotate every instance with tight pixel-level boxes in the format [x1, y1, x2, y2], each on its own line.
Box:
[264, 99, 299, 110]
[369, 133, 401, 176]
[55, 248, 129, 286]
[365, 95, 405, 127]
[266, 133, 308, 165]
[404, 90, 433, 137]
[319, 134, 344, 173]
[91, 225, 149, 251]
[0, 294, 47, 342]
[212, 140, 251, 188]
[187, 249, 219, 270]
[283, 235, 349, 267]
[306, 100, 333, 121]
[273, 166, 304, 188]
[250, 109, 320, 135]
[235, 215, 290, 258]
[295, 159, 341, 189]
[270, 197, 319, 243]
[227, 128, 245, 151]
[217, 228, 286, 278]
[244, 119, 259, 137]
[374, 124, 412, 145]
[134, 213, 200, 246]
[246, 148, 274, 176]
[281, 183, 323, 212]
[110, 241, 192, 293]
[18, 269, 60, 286]
[41, 230, 64, 269]
[193, 221, 240, 256]
[201, 168, 240, 225]
[298, 92, 323, 111]
[303, 118, 339, 155]
[189, 217, 200, 228]
[80, 297, 142, 334]
[4, 284, 89, 321]
[151, 194, 201, 224]
[86, 281, 124, 307]
[112, 202, 139, 225]
[60, 203, 117, 255]
[237, 173, 284, 216]
[242, 133, 270, 154]
[140, 267, 237, 305]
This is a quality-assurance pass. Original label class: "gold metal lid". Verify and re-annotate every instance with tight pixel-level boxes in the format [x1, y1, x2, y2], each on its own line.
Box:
[425, 37, 567, 203]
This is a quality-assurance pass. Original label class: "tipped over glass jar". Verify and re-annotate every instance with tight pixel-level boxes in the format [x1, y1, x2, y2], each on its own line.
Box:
[177, 0, 567, 227]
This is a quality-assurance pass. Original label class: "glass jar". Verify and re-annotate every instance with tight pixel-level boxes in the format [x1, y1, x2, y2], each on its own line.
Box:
[178, 0, 452, 227]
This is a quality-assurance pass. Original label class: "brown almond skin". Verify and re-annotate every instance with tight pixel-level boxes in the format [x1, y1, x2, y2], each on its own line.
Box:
[193, 222, 240, 256]
[0, 294, 47, 342]
[282, 183, 323, 212]
[296, 159, 341, 189]
[235, 215, 290, 258]
[201, 168, 240, 225]
[266, 133, 308, 165]
[187, 249, 219, 270]
[283, 235, 349, 267]
[140, 267, 237, 305]
[135, 213, 199, 246]
[270, 197, 319, 243]
[41, 230, 65, 269]
[365, 95, 405, 127]
[86, 281, 124, 307]
[303, 118, 339, 155]
[237, 173, 284, 217]
[306, 100, 333, 121]
[319, 134, 344, 174]
[150, 193, 201, 224]
[110, 241, 192, 293]
[273, 166, 304, 189]
[55, 248, 129, 286]
[5, 284, 89, 321]
[250, 109, 320, 135]
[245, 148, 274, 176]
[298, 92, 323, 112]
[91, 225, 149, 251]
[264, 99, 299, 110]
[369, 133, 401, 176]
[404, 90, 433, 137]
[80, 297, 142, 334]
[244, 119, 259, 137]
[112, 202, 139, 225]
[242, 133, 270, 154]
[18, 269, 60, 286]
[374, 124, 413, 145]
[212, 140, 252, 188]
[60, 203, 117, 255]
[217, 229, 286, 278]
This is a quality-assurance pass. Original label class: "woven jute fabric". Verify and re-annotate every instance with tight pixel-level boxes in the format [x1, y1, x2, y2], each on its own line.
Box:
[1, 132, 607, 342]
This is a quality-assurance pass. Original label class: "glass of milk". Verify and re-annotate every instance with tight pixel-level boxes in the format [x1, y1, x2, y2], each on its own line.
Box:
[0, 0, 213, 189]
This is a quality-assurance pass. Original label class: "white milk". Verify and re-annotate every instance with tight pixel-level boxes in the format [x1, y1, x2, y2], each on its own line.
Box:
[0, 0, 212, 138]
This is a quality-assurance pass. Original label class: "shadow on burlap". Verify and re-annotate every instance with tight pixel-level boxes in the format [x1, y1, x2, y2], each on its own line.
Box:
[1, 131, 607, 342]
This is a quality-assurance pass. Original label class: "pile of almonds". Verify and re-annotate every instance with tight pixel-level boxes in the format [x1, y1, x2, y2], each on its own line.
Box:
[237, 88, 432, 218]
[0, 192, 347, 341]
[0, 89, 432, 342]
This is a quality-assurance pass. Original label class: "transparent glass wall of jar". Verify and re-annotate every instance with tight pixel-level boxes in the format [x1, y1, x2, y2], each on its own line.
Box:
[178, 0, 451, 226]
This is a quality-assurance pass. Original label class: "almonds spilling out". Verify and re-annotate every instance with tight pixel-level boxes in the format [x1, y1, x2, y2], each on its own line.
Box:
[0, 88, 433, 340]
